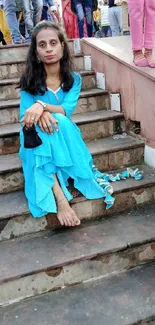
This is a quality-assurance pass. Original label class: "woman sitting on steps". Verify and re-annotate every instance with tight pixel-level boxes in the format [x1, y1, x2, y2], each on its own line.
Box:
[19, 21, 142, 227]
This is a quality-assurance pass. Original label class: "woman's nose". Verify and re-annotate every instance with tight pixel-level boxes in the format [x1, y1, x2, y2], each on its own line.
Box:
[46, 44, 53, 52]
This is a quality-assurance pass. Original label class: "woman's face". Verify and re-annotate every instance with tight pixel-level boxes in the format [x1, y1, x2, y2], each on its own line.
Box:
[36, 28, 64, 65]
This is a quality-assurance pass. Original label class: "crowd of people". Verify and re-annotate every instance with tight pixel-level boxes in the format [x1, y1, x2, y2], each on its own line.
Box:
[0, 0, 61, 44]
[0, 0, 155, 67]
[0, 0, 129, 46]
[70, 0, 130, 39]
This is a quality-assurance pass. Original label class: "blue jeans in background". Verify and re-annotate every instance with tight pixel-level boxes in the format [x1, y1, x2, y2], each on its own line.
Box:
[101, 26, 112, 37]
[73, 0, 93, 38]
[109, 6, 122, 36]
[3, 0, 21, 44]
[21, 0, 43, 36]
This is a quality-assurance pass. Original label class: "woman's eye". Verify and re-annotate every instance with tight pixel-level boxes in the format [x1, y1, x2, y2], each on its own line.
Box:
[40, 43, 45, 47]
[51, 41, 57, 46]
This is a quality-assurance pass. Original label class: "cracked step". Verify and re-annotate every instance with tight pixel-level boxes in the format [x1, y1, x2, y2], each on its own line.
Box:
[0, 207, 155, 306]
[0, 164, 154, 241]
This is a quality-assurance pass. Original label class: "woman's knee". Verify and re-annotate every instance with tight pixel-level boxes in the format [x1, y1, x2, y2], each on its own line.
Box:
[54, 113, 69, 127]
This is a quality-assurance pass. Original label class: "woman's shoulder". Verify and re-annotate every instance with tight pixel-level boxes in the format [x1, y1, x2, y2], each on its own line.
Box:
[72, 72, 82, 85]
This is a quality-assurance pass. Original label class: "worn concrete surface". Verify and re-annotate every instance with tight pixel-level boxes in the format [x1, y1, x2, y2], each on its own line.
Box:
[0, 164, 155, 241]
[1, 263, 155, 325]
[1, 204, 155, 304]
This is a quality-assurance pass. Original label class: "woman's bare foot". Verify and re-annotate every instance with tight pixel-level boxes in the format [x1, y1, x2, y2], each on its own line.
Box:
[57, 198, 81, 227]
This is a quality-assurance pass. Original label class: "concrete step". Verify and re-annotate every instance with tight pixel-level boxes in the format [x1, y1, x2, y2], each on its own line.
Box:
[1, 262, 155, 323]
[0, 135, 144, 194]
[0, 163, 154, 241]
[0, 206, 155, 306]
[0, 54, 85, 82]
[0, 71, 97, 101]
[0, 40, 75, 65]
[0, 110, 125, 155]
[0, 89, 109, 125]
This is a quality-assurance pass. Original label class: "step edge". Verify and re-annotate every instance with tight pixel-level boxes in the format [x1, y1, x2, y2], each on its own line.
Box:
[0, 175, 155, 220]
[0, 70, 96, 85]
[0, 112, 124, 136]
[0, 53, 84, 66]
[0, 89, 109, 109]
[1, 236, 155, 286]
[0, 140, 144, 174]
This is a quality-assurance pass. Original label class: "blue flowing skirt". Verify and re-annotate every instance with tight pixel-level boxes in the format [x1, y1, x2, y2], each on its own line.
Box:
[19, 113, 106, 218]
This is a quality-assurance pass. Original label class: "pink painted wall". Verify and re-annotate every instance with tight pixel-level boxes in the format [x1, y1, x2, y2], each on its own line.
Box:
[81, 38, 155, 148]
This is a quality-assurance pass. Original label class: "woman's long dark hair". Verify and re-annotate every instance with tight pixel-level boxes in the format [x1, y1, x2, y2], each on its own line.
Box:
[19, 21, 74, 95]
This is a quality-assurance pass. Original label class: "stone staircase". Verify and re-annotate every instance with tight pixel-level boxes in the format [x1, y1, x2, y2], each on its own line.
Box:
[1, 40, 155, 324]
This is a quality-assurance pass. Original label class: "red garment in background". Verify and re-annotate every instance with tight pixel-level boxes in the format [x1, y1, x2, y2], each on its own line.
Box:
[62, 0, 87, 38]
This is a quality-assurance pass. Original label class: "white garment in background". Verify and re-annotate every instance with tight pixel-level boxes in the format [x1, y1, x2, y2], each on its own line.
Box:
[100, 5, 110, 26]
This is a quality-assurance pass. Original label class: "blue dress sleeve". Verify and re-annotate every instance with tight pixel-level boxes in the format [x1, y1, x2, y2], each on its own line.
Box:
[61, 72, 82, 118]
[20, 90, 35, 120]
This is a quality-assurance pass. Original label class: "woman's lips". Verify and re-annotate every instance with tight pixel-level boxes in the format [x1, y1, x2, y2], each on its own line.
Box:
[45, 55, 56, 60]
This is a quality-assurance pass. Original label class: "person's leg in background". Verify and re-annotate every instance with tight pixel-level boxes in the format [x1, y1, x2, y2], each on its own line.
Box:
[122, 1, 130, 35]
[102, 26, 111, 37]
[3, 0, 21, 44]
[21, 0, 34, 37]
[107, 26, 112, 37]
[109, 6, 119, 36]
[0, 6, 12, 43]
[32, 0, 43, 26]
[84, 0, 93, 37]
[42, 6, 48, 20]
[144, 0, 155, 67]
[73, 0, 85, 38]
[101, 26, 106, 37]
[128, 0, 148, 67]
[115, 6, 123, 34]
[0, 30, 7, 45]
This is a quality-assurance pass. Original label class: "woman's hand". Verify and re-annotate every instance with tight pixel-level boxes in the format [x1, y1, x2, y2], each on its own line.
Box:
[20, 102, 44, 128]
[38, 111, 59, 134]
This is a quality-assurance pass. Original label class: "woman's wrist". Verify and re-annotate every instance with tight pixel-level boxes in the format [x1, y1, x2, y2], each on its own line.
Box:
[36, 100, 47, 112]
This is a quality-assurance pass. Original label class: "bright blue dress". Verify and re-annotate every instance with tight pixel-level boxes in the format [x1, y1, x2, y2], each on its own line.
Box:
[19, 72, 142, 218]
[19, 72, 107, 218]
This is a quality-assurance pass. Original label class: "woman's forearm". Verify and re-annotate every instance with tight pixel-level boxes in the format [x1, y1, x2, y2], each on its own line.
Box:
[46, 103, 65, 115]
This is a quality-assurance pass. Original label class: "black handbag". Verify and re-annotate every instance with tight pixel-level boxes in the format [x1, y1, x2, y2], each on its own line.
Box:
[23, 124, 42, 149]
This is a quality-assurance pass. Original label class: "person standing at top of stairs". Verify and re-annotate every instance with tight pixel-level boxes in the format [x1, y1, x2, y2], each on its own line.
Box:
[20, 0, 43, 40]
[108, 0, 123, 36]
[127, 0, 155, 68]
[3, 0, 43, 44]
[98, 0, 112, 38]
[3, 0, 21, 44]
[122, 0, 130, 35]
[42, 0, 60, 23]
[70, 0, 98, 38]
